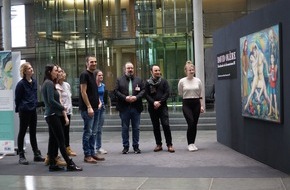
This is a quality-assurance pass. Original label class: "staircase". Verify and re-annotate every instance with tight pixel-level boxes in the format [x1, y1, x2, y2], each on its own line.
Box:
[37, 108, 216, 132]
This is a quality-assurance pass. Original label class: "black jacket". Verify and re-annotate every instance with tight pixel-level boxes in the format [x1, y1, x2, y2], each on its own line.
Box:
[145, 77, 170, 110]
[114, 75, 145, 113]
[15, 78, 38, 112]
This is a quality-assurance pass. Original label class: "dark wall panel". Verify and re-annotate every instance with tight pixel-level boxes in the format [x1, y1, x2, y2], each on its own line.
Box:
[213, 0, 290, 173]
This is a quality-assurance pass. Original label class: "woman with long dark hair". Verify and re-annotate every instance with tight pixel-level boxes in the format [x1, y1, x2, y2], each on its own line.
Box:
[41, 64, 82, 172]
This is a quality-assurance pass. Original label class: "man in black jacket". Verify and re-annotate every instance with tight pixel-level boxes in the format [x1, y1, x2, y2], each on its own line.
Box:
[145, 65, 175, 153]
[114, 62, 145, 154]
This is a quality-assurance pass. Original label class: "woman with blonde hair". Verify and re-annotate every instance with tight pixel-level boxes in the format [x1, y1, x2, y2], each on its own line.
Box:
[15, 62, 45, 165]
[178, 61, 204, 152]
[56, 67, 77, 156]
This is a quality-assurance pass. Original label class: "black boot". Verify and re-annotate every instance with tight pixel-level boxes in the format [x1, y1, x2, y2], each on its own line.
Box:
[19, 151, 29, 165]
[33, 150, 45, 162]
[49, 165, 65, 172]
[49, 156, 64, 172]
[67, 159, 83, 171]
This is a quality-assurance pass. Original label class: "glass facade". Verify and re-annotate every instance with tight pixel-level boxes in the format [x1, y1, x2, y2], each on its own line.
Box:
[34, 0, 194, 103]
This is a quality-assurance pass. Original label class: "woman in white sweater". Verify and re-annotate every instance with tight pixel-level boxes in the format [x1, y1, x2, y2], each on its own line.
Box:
[178, 61, 204, 152]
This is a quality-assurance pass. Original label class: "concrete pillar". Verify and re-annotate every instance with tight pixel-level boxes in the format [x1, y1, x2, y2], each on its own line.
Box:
[116, 47, 122, 77]
[193, 0, 206, 109]
[2, 0, 11, 50]
[114, 0, 120, 38]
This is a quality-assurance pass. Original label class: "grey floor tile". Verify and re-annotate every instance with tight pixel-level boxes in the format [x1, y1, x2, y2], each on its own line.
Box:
[211, 178, 285, 190]
[139, 178, 212, 190]
[281, 177, 290, 190]
[0, 131, 288, 190]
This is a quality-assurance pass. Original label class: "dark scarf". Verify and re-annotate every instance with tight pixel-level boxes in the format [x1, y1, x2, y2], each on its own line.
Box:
[147, 77, 161, 94]
[147, 76, 161, 86]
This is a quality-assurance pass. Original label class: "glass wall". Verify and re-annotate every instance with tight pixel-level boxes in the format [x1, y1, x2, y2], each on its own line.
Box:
[135, 0, 192, 101]
[34, 0, 102, 98]
[34, 0, 193, 102]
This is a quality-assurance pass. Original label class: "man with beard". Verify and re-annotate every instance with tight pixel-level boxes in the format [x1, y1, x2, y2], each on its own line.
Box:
[145, 65, 175, 153]
[114, 62, 145, 154]
[79, 55, 105, 163]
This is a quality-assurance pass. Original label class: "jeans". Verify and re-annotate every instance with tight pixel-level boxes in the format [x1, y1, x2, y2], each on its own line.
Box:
[119, 107, 140, 148]
[95, 107, 105, 150]
[81, 110, 98, 157]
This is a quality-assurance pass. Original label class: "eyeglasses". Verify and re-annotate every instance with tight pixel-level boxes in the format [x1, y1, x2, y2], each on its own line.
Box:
[90, 61, 97, 63]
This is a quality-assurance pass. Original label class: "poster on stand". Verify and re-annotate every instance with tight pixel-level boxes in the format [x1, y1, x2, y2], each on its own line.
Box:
[0, 51, 21, 154]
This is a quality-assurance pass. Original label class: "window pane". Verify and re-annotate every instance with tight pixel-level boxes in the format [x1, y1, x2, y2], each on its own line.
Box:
[11, 5, 26, 47]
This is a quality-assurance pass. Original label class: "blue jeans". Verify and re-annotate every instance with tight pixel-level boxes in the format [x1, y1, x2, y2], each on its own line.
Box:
[95, 106, 105, 150]
[81, 110, 98, 157]
[119, 107, 140, 148]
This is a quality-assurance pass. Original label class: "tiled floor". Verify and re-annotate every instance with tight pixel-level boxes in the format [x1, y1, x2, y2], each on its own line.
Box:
[0, 130, 289, 190]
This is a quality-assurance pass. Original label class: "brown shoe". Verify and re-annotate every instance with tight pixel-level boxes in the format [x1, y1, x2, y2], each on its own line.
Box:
[56, 156, 67, 166]
[84, 156, 97, 164]
[92, 155, 105, 161]
[154, 145, 163, 152]
[44, 155, 49, 166]
[167, 146, 175, 153]
[66, 146, 77, 156]
[44, 155, 67, 166]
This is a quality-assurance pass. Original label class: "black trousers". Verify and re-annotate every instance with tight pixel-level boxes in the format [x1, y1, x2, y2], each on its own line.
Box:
[63, 114, 71, 147]
[45, 115, 70, 165]
[17, 110, 39, 153]
[148, 106, 173, 146]
[182, 99, 201, 145]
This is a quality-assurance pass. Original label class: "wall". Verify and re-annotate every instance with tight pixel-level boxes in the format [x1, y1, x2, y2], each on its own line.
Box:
[213, 0, 290, 173]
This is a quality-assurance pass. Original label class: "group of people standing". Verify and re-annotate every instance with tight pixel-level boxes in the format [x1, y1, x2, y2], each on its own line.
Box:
[114, 60, 204, 154]
[15, 60, 106, 171]
[15, 62, 81, 171]
[14, 56, 204, 172]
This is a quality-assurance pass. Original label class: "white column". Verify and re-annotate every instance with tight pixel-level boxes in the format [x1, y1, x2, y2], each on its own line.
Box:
[3, 0, 11, 50]
[193, 0, 205, 109]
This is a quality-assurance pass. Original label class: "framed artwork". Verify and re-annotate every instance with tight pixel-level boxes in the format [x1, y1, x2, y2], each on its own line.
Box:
[240, 24, 281, 123]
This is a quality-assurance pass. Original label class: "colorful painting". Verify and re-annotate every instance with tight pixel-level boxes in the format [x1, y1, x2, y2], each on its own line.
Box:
[0, 52, 12, 90]
[240, 24, 281, 123]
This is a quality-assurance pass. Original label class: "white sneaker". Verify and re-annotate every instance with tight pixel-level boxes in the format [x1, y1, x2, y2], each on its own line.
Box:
[188, 144, 198, 152]
[97, 148, 108, 154]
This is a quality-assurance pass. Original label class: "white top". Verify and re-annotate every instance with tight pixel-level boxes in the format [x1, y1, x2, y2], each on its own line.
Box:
[56, 81, 72, 115]
[178, 77, 202, 99]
